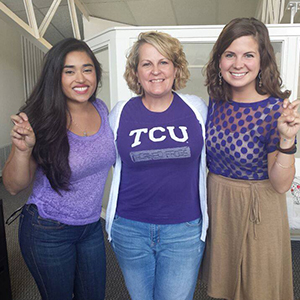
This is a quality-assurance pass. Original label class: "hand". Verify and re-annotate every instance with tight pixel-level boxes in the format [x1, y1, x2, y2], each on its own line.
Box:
[282, 98, 300, 111]
[277, 105, 300, 142]
[10, 113, 36, 153]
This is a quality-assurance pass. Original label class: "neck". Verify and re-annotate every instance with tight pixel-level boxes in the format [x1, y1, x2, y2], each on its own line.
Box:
[67, 100, 91, 115]
[142, 92, 174, 112]
[232, 88, 268, 103]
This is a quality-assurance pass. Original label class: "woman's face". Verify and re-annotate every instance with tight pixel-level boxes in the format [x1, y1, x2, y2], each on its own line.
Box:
[136, 43, 177, 100]
[61, 51, 97, 105]
[219, 35, 260, 95]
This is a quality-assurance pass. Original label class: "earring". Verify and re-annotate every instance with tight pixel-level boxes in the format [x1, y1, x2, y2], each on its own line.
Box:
[258, 71, 262, 88]
[218, 71, 223, 86]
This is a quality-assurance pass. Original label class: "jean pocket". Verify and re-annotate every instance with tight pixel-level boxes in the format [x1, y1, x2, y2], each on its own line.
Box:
[186, 218, 202, 227]
[33, 214, 67, 230]
[113, 213, 120, 222]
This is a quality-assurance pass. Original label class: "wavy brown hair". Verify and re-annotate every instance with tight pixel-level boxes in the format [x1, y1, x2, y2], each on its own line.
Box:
[205, 17, 290, 102]
[124, 31, 190, 95]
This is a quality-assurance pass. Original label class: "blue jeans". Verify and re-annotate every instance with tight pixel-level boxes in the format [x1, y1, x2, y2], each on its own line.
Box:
[111, 215, 205, 300]
[19, 204, 106, 300]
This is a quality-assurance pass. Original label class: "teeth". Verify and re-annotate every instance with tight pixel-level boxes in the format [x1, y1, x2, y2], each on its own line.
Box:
[150, 79, 164, 82]
[231, 73, 246, 77]
[74, 87, 88, 91]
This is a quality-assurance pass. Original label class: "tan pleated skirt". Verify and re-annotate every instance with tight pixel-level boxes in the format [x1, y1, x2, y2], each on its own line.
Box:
[201, 172, 293, 300]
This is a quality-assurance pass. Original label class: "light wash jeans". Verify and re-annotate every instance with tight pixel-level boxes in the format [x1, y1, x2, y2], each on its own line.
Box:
[111, 215, 205, 300]
[19, 204, 106, 300]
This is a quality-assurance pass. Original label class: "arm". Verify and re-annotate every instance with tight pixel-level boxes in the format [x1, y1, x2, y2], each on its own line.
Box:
[2, 113, 37, 195]
[268, 104, 300, 193]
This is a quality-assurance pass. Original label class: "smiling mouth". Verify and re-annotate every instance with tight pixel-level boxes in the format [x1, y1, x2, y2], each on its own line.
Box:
[73, 86, 89, 92]
[230, 72, 248, 77]
[149, 79, 164, 83]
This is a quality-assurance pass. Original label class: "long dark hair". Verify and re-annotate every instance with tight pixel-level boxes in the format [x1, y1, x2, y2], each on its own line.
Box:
[20, 38, 102, 193]
[205, 18, 290, 102]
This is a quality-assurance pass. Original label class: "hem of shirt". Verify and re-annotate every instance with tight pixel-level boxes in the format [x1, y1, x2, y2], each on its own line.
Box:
[26, 199, 101, 226]
[116, 211, 202, 225]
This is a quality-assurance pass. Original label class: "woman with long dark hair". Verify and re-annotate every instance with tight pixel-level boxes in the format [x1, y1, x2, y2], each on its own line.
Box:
[3, 38, 115, 300]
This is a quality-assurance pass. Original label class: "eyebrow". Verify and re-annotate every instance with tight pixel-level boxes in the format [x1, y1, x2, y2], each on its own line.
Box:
[63, 63, 94, 68]
[224, 50, 256, 53]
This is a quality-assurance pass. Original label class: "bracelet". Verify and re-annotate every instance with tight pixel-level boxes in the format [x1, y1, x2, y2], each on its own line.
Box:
[276, 142, 297, 154]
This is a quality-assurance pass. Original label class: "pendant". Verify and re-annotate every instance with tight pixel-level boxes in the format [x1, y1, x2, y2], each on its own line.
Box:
[83, 131, 87, 137]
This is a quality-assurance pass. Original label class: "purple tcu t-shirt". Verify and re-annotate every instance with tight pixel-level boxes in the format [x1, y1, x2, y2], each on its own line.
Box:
[206, 96, 283, 180]
[116, 93, 203, 224]
[27, 99, 116, 225]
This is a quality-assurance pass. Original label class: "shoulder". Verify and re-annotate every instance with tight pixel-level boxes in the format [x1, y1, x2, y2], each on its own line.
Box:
[109, 100, 128, 129]
[177, 93, 208, 121]
[94, 98, 109, 115]
[263, 96, 284, 114]
[109, 97, 141, 121]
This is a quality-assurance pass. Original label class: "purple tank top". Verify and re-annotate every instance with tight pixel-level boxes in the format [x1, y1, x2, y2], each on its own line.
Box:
[116, 93, 203, 224]
[206, 96, 283, 180]
[27, 99, 116, 225]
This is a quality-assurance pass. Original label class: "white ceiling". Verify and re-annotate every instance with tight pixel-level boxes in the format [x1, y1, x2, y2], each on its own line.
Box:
[1, 0, 299, 45]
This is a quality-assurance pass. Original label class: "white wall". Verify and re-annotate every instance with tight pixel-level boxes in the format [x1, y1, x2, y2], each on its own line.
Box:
[0, 17, 24, 149]
[83, 16, 130, 40]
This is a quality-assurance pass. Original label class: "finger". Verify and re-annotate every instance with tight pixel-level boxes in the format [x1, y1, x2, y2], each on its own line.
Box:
[18, 112, 29, 122]
[10, 129, 25, 140]
[11, 114, 25, 125]
[287, 116, 300, 126]
[282, 98, 290, 109]
[14, 126, 33, 136]
[281, 107, 294, 117]
[288, 99, 300, 111]
[279, 114, 300, 127]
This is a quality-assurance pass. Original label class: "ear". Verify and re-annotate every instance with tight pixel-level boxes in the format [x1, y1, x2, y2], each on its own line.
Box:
[218, 54, 222, 70]
[174, 67, 178, 78]
[136, 71, 140, 84]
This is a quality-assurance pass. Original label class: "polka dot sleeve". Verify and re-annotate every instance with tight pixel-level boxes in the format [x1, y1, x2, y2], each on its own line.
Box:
[206, 97, 283, 180]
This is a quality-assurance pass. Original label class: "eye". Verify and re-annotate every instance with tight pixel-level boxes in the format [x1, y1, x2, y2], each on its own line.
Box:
[245, 53, 254, 58]
[160, 60, 168, 65]
[83, 68, 93, 73]
[64, 70, 74, 75]
[225, 53, 234, 58]
[142, 62, 151, 67]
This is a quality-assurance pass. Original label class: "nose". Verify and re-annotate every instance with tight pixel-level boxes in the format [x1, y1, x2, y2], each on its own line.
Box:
[151, 64, 161, 75]
[233, 56, 244, 69]
[75, 71, 85, 83]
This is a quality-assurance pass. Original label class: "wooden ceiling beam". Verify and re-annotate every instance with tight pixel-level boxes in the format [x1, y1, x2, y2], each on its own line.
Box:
[75, 0, 90, 21]
[39, 0, 62, 38]
[0, 2, 51, 49]
[23, 0, 39, 38]
[67, 0, 81, 39]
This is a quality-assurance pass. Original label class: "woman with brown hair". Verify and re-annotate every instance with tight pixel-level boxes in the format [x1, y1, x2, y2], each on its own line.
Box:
[202, 17, 300, 300]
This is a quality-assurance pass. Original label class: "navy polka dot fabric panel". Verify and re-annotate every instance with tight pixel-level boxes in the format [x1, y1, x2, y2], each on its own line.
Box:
[206, 97, 283, 180]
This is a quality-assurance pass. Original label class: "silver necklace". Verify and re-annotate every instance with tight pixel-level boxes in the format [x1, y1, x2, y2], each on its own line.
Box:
[71, 119, 88, 136]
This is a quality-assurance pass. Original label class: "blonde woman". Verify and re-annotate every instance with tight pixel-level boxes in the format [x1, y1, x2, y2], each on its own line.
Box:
[106, 31, 207, 300]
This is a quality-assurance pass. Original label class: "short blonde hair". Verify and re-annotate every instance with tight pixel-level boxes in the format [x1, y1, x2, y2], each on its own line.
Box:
[124, 31, 190, 95]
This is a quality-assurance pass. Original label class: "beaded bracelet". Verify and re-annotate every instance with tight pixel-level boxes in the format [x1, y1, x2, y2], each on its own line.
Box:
[276, 142, 297, 154]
